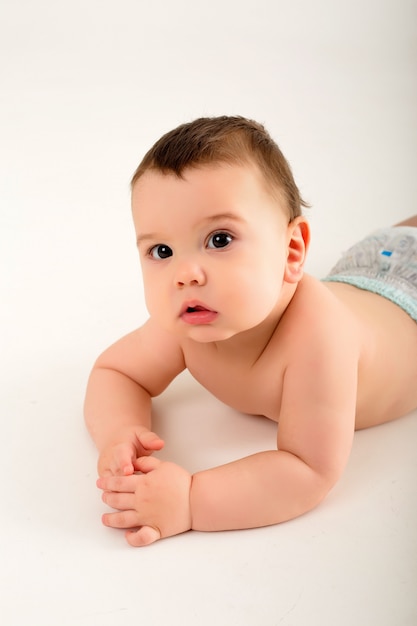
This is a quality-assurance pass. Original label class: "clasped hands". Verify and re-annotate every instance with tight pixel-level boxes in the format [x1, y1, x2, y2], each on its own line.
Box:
[96, 427, 192, 547]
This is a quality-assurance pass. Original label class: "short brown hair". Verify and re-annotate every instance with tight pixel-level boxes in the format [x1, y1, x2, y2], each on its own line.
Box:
[131, 116, 308, 220]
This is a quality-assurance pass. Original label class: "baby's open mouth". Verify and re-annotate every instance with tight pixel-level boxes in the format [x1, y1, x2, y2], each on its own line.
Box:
[180, 303, 218, 325]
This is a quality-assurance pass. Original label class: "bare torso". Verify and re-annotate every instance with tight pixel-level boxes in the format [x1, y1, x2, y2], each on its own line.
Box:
[182, 274, 417, 430]
[324, 280, 417, 427]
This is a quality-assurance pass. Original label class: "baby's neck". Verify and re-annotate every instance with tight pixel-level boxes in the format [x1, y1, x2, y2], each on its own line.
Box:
[214, 282, 297, 364]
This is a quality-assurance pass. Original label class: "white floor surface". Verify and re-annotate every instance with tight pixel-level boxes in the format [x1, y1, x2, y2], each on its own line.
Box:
[1, 1, 416, 624]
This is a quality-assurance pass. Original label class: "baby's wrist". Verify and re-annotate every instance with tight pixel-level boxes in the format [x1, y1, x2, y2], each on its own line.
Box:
[98, 428, 136, 453]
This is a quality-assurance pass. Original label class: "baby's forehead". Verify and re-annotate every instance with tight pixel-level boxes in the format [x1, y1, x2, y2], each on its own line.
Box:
[135, 160, 254, 181]
[132, 163, 289, 229]
[132, 160, 281, 199]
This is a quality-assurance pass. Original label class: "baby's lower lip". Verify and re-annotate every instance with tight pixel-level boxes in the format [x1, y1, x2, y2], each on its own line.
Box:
[181, 308, 218, 325]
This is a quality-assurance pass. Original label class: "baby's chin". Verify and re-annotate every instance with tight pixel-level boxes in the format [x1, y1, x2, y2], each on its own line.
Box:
[156, 312, 265, 344]
[161, 318, 241, 344]
[181, 326, 239, 344]
[183, 322, 267, 345]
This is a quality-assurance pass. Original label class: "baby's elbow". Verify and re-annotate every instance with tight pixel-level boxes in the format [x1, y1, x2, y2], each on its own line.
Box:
[308, 463, 344, 509]
[279, 455, 344, 521]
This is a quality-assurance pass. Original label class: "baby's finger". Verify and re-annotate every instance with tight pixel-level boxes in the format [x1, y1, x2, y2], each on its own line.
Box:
[110, 460, 134, 476]
[138, 430, 165, 452]
[102, 509, 140, 529]
[97, 474, 138, 493]
[134, 456, 161, 473]
[102, 490, 135, 511]
[126, 526, 161, 547]
[110, 447, 136, 476]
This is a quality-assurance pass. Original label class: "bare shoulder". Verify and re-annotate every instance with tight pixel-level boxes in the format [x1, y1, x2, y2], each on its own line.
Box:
[275, 275, 361, 481]
[94, 318, 186, 396]
[281, 275, 417, 426]
[277, 274, 362, 351]
[282, 277, 364, 394]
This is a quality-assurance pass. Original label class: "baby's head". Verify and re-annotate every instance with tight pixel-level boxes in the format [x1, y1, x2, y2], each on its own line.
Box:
[131, 117, 310, 340]
[131, 116, 307, 221]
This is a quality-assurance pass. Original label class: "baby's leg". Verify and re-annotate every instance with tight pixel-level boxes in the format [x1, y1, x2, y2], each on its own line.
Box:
[394, 215, 417, 227]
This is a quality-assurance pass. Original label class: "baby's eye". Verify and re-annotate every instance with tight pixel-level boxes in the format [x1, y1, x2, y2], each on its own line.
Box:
[149, 244, 173, 259]
[207, 232, 233, 249]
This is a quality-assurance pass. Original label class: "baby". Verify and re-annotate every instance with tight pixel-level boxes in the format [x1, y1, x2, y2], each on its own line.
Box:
[84, 116, 417, 546]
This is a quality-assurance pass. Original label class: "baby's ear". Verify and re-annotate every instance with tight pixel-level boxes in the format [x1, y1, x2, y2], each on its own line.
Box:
[284, 217, 310, 283]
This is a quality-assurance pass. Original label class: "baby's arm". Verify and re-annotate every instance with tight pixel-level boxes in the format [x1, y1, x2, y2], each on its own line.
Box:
[97, 323, 360, 544]
[191, 326, 359, 530]
[84, 319, 185, 477]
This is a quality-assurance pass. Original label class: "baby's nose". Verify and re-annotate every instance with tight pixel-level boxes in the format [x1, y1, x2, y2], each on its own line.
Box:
[174, 260, 206, 287]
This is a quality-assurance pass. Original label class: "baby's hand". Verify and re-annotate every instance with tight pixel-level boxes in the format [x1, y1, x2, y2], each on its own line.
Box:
[97, 427, 164, 477]
[97, 457, 192, 547]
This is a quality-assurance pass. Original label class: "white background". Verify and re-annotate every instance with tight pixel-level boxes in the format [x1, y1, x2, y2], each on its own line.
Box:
[1, 1, 416, 624]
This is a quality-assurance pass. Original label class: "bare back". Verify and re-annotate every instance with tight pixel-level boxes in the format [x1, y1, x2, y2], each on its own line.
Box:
[324, 280, 417, 427]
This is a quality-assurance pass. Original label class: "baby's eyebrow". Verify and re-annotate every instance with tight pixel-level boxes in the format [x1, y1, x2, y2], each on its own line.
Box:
[199, 212, 246, 227]
[136, 232, 158, 247]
